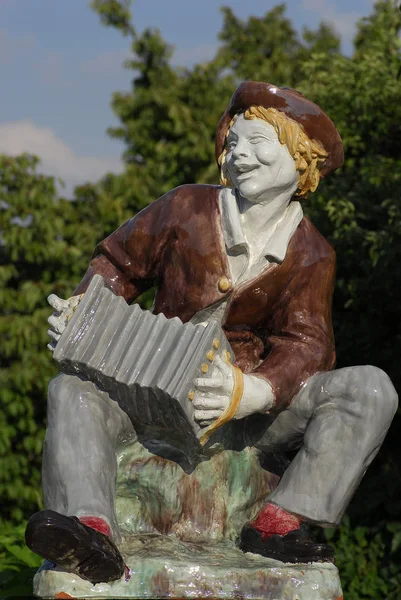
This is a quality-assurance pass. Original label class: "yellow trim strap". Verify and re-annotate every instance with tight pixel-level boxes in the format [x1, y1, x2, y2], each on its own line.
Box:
[199, 359, 244, 446]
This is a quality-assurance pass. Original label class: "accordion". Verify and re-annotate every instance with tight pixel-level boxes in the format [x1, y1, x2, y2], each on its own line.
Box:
[53, 275, 235, 471]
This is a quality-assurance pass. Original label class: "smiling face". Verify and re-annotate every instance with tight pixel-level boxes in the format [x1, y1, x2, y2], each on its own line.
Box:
[224, 114, 299, 203]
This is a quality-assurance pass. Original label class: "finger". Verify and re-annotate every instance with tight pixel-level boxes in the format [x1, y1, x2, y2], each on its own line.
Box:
[214, 354, 232, 374]
[47, 315, 66, 334]
[192, 396, 225, 410]
[194, 409, 223, 423]
[194, 377, 223, 391]
[198, 420, 215, 428]
[47, 328, 61, 342]
[48, 294, 69, 312]
[69, 294, 84, 308]
[210, 355, 233, 380]
[47, 341, 56, 352]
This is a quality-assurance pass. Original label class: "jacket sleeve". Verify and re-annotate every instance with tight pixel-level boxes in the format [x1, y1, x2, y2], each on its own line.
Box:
[253, 247, 336, 412]
[73, 196, 173, 303]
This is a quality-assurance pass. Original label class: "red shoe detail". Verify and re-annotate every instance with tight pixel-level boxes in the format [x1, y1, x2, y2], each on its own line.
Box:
[250, 502, 301, 540]
[79, 516, 112, 538]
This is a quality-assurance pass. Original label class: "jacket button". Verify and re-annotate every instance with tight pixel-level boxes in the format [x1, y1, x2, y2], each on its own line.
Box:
[218, 276, 232, 292]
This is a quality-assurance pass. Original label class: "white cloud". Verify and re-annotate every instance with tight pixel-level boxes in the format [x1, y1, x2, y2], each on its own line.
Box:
[80, 50, 129, 75]
[0, 29, 36, 64]
[0, 120, 123, 194]
[173, 43, 219, 67]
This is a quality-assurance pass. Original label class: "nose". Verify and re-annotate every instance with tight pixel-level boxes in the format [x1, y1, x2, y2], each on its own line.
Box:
[231, 140, 250, 159]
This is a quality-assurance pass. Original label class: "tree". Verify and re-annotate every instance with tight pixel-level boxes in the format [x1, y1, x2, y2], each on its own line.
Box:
[0, 155, 64, 523]
[295, 3, 401, 596]
[0, 157, 137, 524]
[217, 5, 340, 85]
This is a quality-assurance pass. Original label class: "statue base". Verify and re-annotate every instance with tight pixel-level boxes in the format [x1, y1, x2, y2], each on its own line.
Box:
[33, 535, 342, 600]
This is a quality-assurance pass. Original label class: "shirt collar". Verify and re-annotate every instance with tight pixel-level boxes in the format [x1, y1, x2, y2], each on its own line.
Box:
[220, 188, 303, 263]
[220, 188, 246, 251]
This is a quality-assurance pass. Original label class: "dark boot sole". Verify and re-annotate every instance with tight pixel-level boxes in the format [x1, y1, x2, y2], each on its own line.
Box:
[26, 510, 124, 584]
[239, 525, 335, 564]
[239, 538, 334, 563]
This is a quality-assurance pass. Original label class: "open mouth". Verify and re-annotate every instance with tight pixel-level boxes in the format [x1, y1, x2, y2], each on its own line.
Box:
[231, 163, 260, 181]
[236, 167, 258, 181]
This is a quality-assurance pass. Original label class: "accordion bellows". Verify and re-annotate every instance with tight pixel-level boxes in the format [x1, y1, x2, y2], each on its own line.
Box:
[53, 275, 234, 471]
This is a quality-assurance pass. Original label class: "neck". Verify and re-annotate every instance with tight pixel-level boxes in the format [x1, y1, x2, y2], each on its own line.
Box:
[237, 186, 296, 239]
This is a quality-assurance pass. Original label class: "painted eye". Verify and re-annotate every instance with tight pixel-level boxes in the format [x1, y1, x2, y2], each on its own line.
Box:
[249, 136, 267, 144]
[226, 141, 236, 151]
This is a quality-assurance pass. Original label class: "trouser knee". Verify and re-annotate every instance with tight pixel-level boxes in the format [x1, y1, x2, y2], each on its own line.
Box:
[48, 373, 134, 439]
[310, 365, 398, 422]
[47, 373, 96, 424]
[346, 365, 398, 424]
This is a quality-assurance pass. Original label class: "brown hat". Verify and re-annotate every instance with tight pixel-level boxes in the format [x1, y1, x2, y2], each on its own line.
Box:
[215, 81, 344, 177]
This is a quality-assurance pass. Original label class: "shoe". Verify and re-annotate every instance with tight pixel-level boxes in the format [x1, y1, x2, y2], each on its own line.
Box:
[239, 523, 335, 563]
[25, 509, 124, 584]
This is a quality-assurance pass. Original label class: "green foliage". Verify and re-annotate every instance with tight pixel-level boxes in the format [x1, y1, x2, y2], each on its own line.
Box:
[0, 157, 137, 525]
[217, 5, 340, 85]
[0, 521, 41, 572]
[2, 1, 401, 597]
[0, 521, 41, 599]
[321, 516, 401, 599]
[0, 155, 63, 523]
[0, 568, 39, 599]
[296, 0, 401, 387]
[90, 0, 134, 36]
[217, 4, 302, 83]
[108, 30, 233, 199]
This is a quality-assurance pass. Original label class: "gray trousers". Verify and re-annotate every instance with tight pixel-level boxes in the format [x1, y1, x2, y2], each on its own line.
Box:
[43, 366, 398, 535]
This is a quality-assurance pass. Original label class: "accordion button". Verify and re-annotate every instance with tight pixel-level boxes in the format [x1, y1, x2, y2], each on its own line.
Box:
[201, 363, 209, 373]
[206, 350, 215, 361]
[213, 338, 220, 349]
[218, 276, 232, 292]
[224, 350, 232, 363]
[188, 390, 195, 401]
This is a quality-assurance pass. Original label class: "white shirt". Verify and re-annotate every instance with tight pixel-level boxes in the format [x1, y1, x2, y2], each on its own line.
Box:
[191, 187, 303, 325]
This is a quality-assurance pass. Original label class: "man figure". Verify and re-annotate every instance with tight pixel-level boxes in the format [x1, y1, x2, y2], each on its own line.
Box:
[26, 82, 398, 583]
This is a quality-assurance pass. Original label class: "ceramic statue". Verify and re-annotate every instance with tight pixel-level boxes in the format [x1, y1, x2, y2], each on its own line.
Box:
[26, 81, 398, 600]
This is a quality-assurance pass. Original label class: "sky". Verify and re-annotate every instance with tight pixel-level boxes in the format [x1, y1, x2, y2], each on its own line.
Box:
[0, 0, 376, 194]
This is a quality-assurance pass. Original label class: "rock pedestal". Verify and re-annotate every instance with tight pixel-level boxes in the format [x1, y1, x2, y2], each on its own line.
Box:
[33, 438, 343, 599]
[34, 539, 342, 600]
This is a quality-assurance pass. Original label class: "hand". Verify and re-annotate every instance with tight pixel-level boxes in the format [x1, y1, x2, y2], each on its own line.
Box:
[47, 294, 83, 352]
[193, 356, 274, 426]
[193, 356, 234, 426]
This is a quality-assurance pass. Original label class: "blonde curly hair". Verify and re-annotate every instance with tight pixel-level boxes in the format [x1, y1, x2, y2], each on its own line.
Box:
[218, 106, 328, 197]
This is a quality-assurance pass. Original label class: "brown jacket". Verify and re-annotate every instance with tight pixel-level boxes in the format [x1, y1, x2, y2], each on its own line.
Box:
[74, 184, 336, 411]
